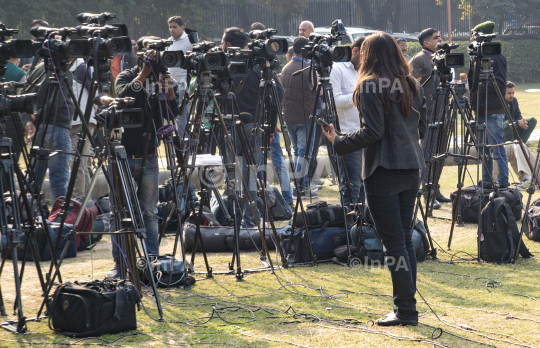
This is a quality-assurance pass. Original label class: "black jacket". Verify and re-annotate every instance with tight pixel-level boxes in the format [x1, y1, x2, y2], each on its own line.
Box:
[27, 63, 75, 130]
[231, 64, 283, 130]
[115, 67, 178, 157]
[507, 97, 522, 122]
[334, 80, 427, 180]
[471, 53, 507, 117]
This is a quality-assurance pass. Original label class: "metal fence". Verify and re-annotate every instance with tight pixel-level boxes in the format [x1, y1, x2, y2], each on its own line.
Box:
[9, 0, 540, 41]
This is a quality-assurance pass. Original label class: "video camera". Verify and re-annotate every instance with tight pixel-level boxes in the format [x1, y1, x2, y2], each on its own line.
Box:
[247, 29, 288, 61]
[75, 13, 132, 59]
[210, 46, 250, 79]
[433, 42, 464, 72]
[136, 38, 185, 74]
[31, 26, 92, 61]
[301, 20, 351, 66]
[0, 23, 36, 63]
[468, 32, 501, 58]
[0, 82, 36, 116]
[93, 94, 143, 134]
[181, 41, 228, 72]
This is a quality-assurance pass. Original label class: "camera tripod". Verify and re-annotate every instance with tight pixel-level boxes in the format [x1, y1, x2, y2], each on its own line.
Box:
[22, 54, 99, 286]
[288, 62, 355, 266]
[143, 70, 213, 285]
[251, 60, 309, 267]
[172, 70, 278, 279]
[0, 124, 52, 333]
[471, 57, 538, 262]
[414, 69, 483, 260]
[36, 123, 164, 321]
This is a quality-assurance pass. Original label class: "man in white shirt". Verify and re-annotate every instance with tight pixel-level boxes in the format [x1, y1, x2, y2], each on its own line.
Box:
[329, 36, 364, 207]
[166, 16, 192, 135]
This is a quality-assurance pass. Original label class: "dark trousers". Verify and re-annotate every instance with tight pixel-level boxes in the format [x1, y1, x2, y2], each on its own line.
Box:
[364, 167, 419, 320]
[503, 117, 537, 144]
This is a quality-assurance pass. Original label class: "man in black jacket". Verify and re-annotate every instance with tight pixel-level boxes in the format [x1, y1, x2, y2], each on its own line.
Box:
[503, 81, 537, 143]
[108, 38, 179, 277]
[470, 22, 509, 188]
[221, 27, 284, 226]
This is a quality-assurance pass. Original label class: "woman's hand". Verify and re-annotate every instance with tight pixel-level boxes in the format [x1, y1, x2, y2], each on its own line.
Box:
[322, 123, 337, 144]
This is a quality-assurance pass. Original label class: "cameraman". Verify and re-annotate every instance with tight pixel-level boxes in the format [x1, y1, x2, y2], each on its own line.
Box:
[470, 22, 509, 188]
[28, 60, 74, 203]
[410, 28, 451, 207]
[166, 16, 192, 135]
[107, 36, 179, 277]
[329, 36, 365, 207]
[221, 27, 284, 227]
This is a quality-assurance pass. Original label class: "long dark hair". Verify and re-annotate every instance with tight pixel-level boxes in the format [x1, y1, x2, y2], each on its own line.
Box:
[353, 32, 418, 117]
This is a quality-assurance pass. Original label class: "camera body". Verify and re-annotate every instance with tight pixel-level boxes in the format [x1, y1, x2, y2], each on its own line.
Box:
[0, 23, 37, 63]
[137, 38, 186, 74]
[433, 43, 464, 76]
[31, 26, 93, 61]
[93, 94, 143, 134]
[181, 41, 228, 72]
[247, 28, 288, 61]
[468, 33, 501, 58]
[301, 20, 351, 66]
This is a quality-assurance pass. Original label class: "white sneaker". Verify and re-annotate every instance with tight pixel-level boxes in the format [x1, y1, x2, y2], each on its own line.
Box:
[516, 179, 531, 191]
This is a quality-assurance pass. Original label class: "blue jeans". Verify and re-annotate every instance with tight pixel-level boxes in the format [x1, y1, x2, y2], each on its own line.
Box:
[342, 150, 363, 207]
[111, 155, 160, 260]
[480, 114, 509, 186]
[235, 123, 261, 227]
[286, 123, 314, 191]
[270, 132, 293, 204]
[33, 127, 72, 203]
[176, 83, 190, 138]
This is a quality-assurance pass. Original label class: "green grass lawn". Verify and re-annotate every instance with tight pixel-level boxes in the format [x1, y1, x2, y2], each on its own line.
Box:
[2, 87, 540, 348]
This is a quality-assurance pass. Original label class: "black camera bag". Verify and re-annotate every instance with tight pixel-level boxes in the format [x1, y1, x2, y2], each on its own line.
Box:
[524, 205, 540, 241]
[294, 201, 352, 229]
[49, 279, 138, 337]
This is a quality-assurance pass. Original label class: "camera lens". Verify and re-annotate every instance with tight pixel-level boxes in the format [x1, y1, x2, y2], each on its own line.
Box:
[163, 52, 178, 65]
[269, 41, 281, 54]
[110, 40, 121, 54]
[68, 42, 82, 56]
[332, 48, 345, 61]
[5, 94, 36, 114]
[207, 56, 217, 66]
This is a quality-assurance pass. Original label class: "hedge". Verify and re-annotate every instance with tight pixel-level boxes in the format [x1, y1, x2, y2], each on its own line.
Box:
[406, 39, 540, 83]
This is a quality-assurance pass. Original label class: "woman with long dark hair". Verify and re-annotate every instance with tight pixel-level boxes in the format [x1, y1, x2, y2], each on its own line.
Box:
[322, 32, 426, 326]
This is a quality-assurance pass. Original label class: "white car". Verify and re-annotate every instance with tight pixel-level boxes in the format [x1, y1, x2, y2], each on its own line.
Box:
[313, 26, 419, 44]
[313, 26, 380, 44]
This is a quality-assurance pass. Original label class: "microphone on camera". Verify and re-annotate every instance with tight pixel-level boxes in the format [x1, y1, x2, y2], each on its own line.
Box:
[93, 94, 116, 106]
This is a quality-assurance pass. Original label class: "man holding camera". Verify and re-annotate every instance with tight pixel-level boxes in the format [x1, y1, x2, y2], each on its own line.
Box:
[470, 22, 509, 188]
[107, 37, 179, 277]
[166, 16, 192, 136]
[329, 36, 365, 207]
